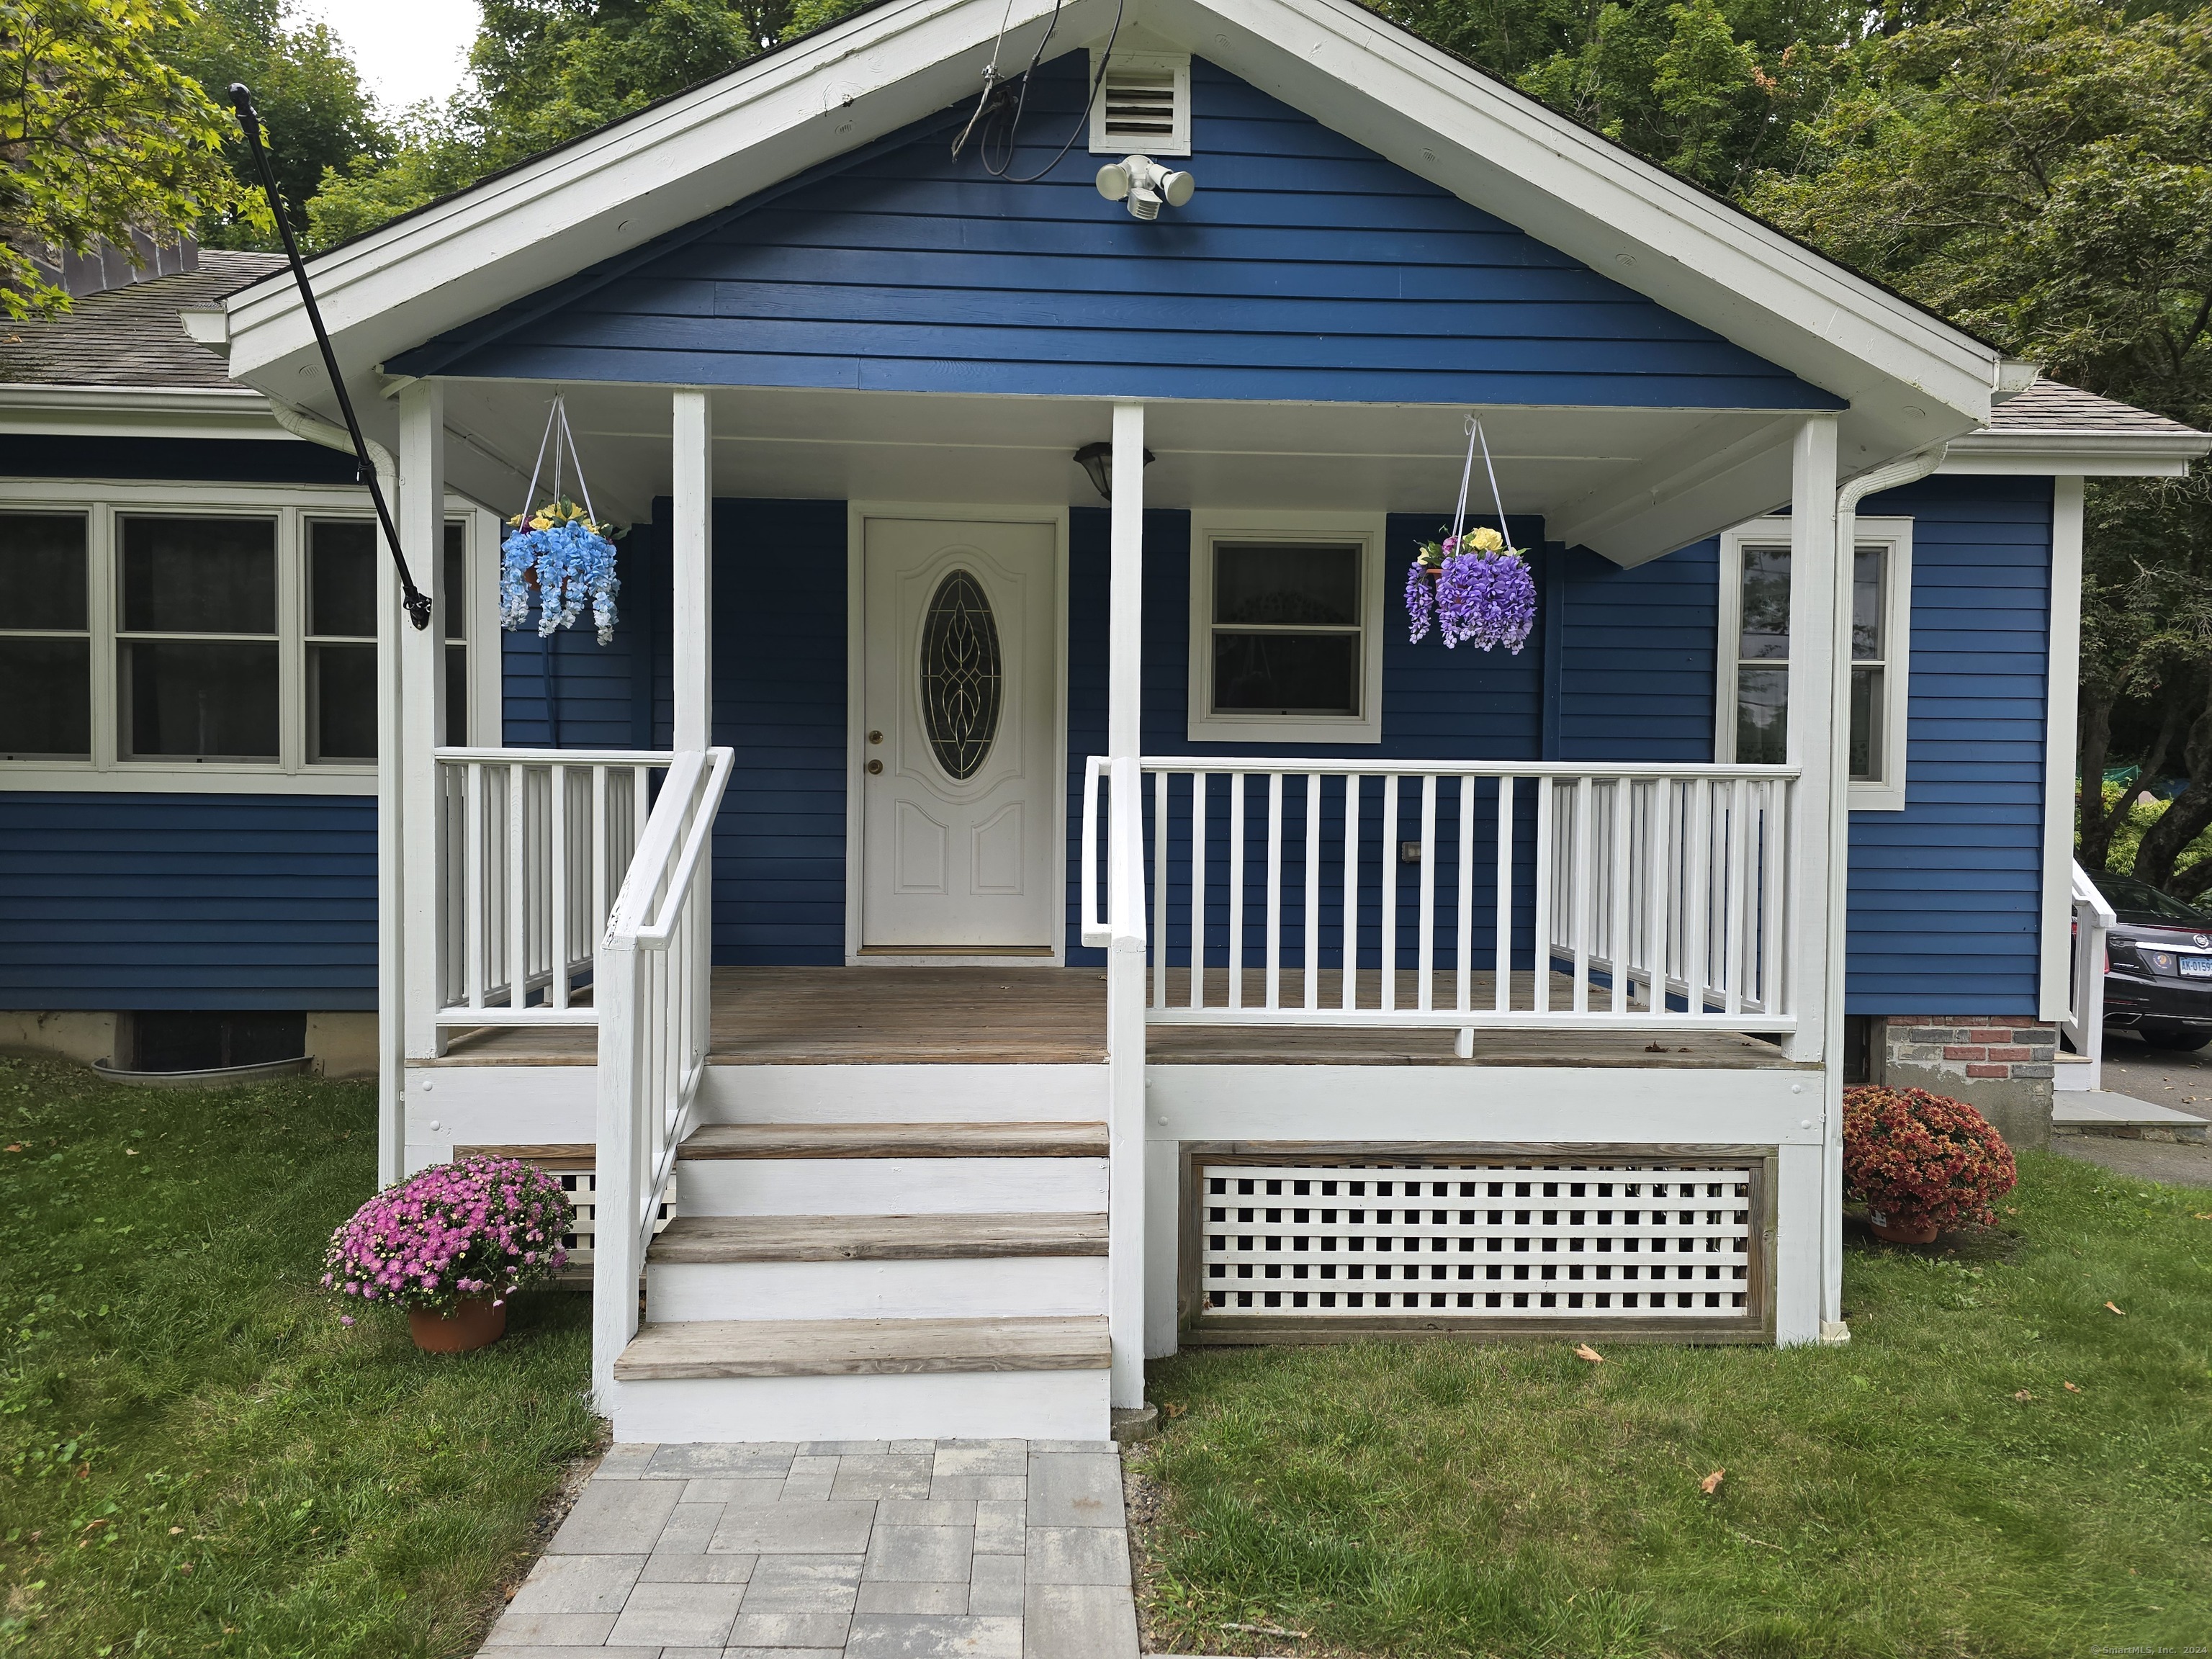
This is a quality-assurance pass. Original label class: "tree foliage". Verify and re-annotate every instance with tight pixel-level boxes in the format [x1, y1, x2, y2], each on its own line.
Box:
[1, 0, 263, 316]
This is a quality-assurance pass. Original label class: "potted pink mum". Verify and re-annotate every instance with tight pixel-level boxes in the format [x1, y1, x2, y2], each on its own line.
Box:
[323, 1154, 573, 1352]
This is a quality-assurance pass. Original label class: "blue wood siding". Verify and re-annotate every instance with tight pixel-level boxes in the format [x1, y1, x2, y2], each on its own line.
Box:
[0, 792, 376, 1010]
[394, 58, 1834, 412]
[1847, 475, 2051, 1016]
[3, 436, 361, 485]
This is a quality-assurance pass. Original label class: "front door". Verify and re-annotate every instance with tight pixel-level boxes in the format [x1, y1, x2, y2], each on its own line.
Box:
[860, 516, 1059, 953]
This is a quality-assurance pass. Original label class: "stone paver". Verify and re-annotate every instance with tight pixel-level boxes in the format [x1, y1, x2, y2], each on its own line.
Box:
[477, 1441, 1136, 1659]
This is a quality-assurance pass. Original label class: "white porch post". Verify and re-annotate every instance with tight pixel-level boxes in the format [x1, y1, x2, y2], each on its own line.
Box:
[374, 441, 405, 1185]
[672, 390, 714, 752]
[1105, 401, 1148, 1412]
[1781, 413, 1840, 1343]
[2039, 477, 2087, 1020]
[397, 380, 448, 1071]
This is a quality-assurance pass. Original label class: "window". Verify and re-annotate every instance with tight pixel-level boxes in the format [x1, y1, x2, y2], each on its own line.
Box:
[0, 513, 91, 757]
[0, 484, 494, 791]
[1187, 512, 1386, 745]
[1717, 517, 1912, 811]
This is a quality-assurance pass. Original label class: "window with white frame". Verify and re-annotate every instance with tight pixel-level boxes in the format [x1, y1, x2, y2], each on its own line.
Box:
[0, 484, 493, 788]
[1716, 516, 1912, 811]
[1187, 512, 1387, 745]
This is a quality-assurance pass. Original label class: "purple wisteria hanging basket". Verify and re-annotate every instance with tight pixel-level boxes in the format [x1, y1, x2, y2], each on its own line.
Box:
[1406, 527, 1537, 652]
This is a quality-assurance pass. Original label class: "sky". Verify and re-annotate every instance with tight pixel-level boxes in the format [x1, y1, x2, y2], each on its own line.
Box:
[307, 0, 480, 114]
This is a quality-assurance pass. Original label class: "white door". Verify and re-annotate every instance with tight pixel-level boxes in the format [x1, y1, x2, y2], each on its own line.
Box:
[861, 516, 1059, 952]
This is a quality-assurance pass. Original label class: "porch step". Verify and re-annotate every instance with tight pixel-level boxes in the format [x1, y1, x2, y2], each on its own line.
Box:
[675, 1120, 1107, 1159]
[648, 1210, 1107, 1262]
[613, 1314, 1112, 1379]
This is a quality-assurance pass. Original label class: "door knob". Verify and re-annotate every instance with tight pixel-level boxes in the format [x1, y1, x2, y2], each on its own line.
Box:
[868, 729, 884, 744]
[866, 759, 883, 774]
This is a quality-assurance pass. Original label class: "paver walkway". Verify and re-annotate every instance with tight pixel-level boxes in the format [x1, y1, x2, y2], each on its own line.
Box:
[479, 1439, 1141, 1659]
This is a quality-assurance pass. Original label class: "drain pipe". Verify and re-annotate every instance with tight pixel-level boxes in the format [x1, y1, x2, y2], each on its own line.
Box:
[1819, 441, 1948, 1341]
[270, 397, 410, 1190]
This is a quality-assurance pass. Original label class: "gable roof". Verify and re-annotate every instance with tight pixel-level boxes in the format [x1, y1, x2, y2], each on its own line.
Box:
[1986, 379, 2200, 436]
[1939, 377, 2209, 477]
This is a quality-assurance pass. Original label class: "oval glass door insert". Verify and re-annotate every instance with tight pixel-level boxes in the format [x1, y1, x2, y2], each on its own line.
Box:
[919, 568, 1003, 781]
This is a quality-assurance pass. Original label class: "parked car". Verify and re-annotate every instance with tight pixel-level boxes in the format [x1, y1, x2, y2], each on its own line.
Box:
[2093, 870, 2212, 1051]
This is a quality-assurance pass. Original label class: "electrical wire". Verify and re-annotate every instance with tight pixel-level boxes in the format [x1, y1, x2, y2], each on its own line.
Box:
[954, 0, 1126, 184]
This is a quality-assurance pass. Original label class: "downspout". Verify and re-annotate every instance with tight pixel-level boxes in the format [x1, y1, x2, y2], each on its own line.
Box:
[1819, 440, 1948, 1341]
[269, 397, 410, 1190]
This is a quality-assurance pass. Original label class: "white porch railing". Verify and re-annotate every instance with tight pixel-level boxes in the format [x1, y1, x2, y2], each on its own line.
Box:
[433, 747, 672, 1028]
[2058, 860, 2113, 1091]
[1084, 758, 1799, 1034]
[591, 745, 734, 1405]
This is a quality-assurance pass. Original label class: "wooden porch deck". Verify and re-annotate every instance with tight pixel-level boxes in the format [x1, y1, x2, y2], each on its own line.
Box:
[431, 967, 1804, 1069]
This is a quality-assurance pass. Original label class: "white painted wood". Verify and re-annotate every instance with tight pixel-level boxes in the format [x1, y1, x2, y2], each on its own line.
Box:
[1105, 412, 1148, 1412]
[1143, 1137, 1182, 1359]
[375, 448, 405, 1185]
[676, 1156, 1110, 1216]
[607, 1367, 1110, 1444]
[646, 1254, 1107, 1322]
[2041, 477, 2087, 1022]
[696, 1063, 1110, 1123]
[860, 515, 1061, 950]
[1771, 1141, 1822, 1345]
[398, 380, 448, 1062]
[673, 390, 714, 753]
[1781, 419, 1840, 1068]
[2059, 864, 2113, 1089]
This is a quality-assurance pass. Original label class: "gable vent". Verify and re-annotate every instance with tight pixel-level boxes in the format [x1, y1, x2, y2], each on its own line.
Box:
[1089, 53, 1190, 157]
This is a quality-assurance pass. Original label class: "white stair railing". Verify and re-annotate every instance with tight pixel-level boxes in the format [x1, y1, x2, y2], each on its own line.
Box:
[1083, 758, 1798, 1035]
[590, 746, 734, 1408]
[2059, 860, 2113, 1092]
[433, 748, 672, 1028]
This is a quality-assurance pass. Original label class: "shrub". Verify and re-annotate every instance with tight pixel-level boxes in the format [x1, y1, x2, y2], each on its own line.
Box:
[323, 1155, 572, 1315]
[1843, 1085, 2018, 1233]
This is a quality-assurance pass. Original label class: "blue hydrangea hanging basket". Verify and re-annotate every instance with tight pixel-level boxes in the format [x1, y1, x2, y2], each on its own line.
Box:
[501, 393, 621, 644]
[1406, 415, 1537, 652]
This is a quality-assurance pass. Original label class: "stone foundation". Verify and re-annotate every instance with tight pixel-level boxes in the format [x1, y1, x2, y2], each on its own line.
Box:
[1871, 1015, 2055, 1151]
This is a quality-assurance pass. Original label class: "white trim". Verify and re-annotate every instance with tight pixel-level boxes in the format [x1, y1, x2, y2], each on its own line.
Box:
[1089, 50, 1192, 157]
[1186, 508, 1387, 745]
[2039, 477, 2086, 1022]
[0, 384, 293, 442]
[1716, 514, 1912, 811]
[0, 479, 489, 793]
[1940, 431, 2209, 477]
[842, 500, 1071, 966]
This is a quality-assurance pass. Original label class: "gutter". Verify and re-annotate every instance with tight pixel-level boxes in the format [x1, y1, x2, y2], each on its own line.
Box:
[1818, 442, 1949, 1344]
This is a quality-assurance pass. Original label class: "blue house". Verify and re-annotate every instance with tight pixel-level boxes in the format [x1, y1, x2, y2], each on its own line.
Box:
[6, 0, 2207, 1443]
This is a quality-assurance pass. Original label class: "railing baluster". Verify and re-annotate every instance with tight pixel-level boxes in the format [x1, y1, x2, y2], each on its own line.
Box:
[1532, 777, 1552, 1015]
[508, 762, 528, 1009]
[1190, 771, 1208, 1011]
[1416, 775, 1437, 1013]
[464, 763, 486, 1010]
[551, 765, 570, 1010]
[1380, 774, 1400, 1014]
[1342, 774, 1360, 1011]
[1494, 775, 1514, 1013]
[1725, 775, 1750, 1016]
[1619, 774, 1637, 1022]
[1571, 776, 1592, 1015]
[1228, 773, 1246, 1012]
[1264, 772, 1283, 1011]
[1686, 779, 1712, 1017]
[1152, 768, 1169, 1010]
[1647, 777, 1671, 1012]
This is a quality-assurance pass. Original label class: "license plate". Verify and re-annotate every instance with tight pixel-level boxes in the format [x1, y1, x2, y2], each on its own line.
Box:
[2181, 956, 2212, 979]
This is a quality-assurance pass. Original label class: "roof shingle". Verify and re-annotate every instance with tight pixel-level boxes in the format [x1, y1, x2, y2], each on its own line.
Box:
[1987, 377, 2201, 436]
[0, 251, 282, 390]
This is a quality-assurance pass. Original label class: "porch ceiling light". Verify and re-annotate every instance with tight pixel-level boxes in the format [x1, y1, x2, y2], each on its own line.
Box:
[1096, 154, 1196, 220]
[1074, 441, 1156, 500]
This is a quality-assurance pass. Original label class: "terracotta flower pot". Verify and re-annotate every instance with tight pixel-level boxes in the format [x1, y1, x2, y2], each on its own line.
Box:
[408, 1297, 508, 1353]
[1867, 1211, 1940, 1245]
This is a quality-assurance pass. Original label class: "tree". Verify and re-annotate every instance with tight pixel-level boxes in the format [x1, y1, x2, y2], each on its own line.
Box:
[1, 0, 263, 317]
[162, 0, 387, 246]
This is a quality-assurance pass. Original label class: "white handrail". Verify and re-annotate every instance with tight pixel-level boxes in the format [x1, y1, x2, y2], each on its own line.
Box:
[1088, 757, 1801, 1035]
[2059, 861, 2113, 1091]
[433, 747, 675, 1028]
[591, 746, 734, 1410]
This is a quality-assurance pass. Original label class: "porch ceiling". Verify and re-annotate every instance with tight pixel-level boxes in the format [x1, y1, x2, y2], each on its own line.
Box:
[435, 379, 1823, 561]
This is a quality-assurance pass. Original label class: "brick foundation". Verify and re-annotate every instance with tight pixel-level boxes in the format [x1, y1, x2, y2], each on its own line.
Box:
[1871, 1016, 2054, 1151]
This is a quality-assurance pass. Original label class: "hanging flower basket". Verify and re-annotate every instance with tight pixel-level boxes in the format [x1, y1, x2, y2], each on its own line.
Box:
[1405, 417, 1537, 654]
[500, 394, 621, 644]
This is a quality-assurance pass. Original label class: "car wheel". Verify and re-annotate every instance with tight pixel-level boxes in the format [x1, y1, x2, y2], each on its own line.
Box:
[2139, 1023, 2212, 1052]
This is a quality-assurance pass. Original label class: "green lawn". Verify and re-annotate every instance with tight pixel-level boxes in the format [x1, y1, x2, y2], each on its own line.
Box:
[0, 1058, 597, 1658]
[1136, 1152, 2212, 1659]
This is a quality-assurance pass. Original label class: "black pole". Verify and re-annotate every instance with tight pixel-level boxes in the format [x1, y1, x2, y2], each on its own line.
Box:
[230, 84, 433, 631]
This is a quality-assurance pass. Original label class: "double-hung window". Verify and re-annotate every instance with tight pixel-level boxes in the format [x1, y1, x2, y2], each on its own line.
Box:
[1187, 511, 1387, 745]
[1717, 516, 1912, 810]
[0, 482, 495, 790]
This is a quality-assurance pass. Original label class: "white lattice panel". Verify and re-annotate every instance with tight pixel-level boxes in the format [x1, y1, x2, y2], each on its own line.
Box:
[1200, 1164, 1754, 1318]
[554, 1169, 676, 1268]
